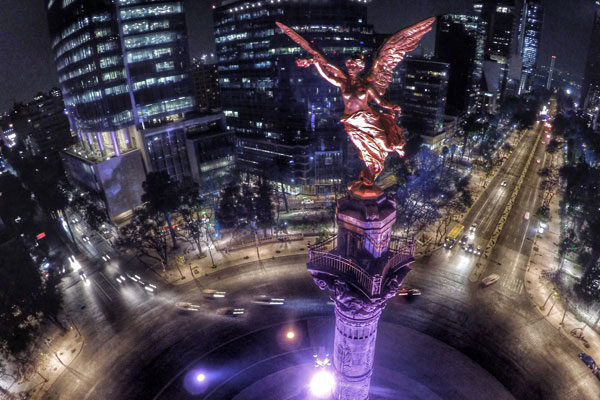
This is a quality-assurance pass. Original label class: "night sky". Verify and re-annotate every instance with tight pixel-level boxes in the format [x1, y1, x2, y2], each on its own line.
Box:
[0, 0, 594, 111]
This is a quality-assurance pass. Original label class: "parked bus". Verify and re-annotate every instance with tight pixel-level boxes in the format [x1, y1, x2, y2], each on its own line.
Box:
[444, 223, 464, 249]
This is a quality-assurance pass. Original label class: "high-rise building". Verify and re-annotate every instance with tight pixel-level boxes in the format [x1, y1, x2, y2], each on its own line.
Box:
[547, 55, 556, 91]
[518, 1, 543, 94]
[213, 0, 373, 193]
[191, 60, 221, 111]
[399, 58, 449, 137]
[435, 14, 486, 116]
[21, 89, 75, 165]
[46, 0, 195, 219]
[142, 112, 235, 185]
[582, 1, 600, 109]
[474, 1, 520, 108]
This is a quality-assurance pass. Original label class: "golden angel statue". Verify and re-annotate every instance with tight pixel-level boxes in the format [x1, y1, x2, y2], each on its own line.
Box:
[276, 18, 434, 196]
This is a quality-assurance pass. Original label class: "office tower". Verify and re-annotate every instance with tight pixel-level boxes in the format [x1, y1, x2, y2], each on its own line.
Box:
[24, 89, 76, 164]
[546, 55, 556, 90]
[582, 1, 600, 108]
[474, 1, 520, 108]
[143, 112, 235, 184]
[399, 58, 449, 138]
[184, 114, 235, 191]
[213, 0, 373, 192]
[436, 14, 486, 116]
[518, 1, 543, 94]
[46, 0, 194, 219]
[191, 60, 221, 111]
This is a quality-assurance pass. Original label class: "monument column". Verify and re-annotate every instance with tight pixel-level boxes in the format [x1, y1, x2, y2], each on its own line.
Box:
[308, 190, 414, 400]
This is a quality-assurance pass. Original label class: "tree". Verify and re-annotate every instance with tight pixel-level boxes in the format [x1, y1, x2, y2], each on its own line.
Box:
[0, 242, 60, 356]
[178, 184, 205, 256]
[116, 207, 177, 276]
[255, 178, 275, 236]
[267, 156, 291, 213]
[83, 202, 109, 232]
[216, 180, 241, 229]
[142, 172, 181, 248]
[0, 174, 38, 240]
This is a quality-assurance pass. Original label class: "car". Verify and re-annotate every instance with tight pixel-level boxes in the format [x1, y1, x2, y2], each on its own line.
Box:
[71, 217, 79, 224]
[397, 288, 422, 296]
[176, 302, 201, 312]
[482, 273, 500, 286]
[217, 307, 245, 316]
[501, 180, 508, 187]
[144, 283, 157, 293]
[579, 353, 598, 371]
[203, 289, 226, 298]
[301, 198, 314, 205]
[115, 274, 126, 284]
[254, 295, 285, 305]
[465, 243, 475, 253]
[459, 236, 468, 246]
[78, 270, 89, 285]
[101, 254, 111, 261]
[81, 235, 90, 243]
[524, 212, 530, 220]
[475, 246, 482, 256]
[468, 224, 477, 239]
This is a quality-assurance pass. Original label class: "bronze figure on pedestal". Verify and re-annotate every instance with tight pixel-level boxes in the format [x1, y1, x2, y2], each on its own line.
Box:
[276, 18, 434, 197]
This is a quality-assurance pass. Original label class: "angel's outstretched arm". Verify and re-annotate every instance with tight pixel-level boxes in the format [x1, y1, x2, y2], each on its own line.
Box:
[297, 57, 343, 87]
[367, 87, 400, 113]
[314, 61, 343, 87]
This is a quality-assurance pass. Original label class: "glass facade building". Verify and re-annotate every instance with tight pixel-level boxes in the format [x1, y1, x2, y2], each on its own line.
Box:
[436, 14, 486, 116]
[474, 1, 520, 107]
[46, 0, 194, 160]
[518, 1, 543, 94]
[46, 0, 194, 219]
[213, 0, 373, 191]
[582, 1, 600, 110]
[399, 58, 449, 136]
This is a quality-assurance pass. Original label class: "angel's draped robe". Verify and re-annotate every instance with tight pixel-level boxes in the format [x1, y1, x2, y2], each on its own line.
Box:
[341, 110, 405, 178]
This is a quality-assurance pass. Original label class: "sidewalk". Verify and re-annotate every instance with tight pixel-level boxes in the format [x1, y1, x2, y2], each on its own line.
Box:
[159, 235, 317, 285]
[524, 191, 600, 363]
[4, 321, 84, 400]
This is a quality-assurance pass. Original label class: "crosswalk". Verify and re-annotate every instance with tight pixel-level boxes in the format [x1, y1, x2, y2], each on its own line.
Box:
[500, 273, 524, 294]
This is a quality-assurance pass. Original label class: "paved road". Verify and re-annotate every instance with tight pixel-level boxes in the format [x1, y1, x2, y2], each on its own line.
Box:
[42, 113, 600, 399]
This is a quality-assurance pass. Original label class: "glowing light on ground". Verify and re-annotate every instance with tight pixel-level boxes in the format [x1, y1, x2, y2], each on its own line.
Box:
[286, 330, 295, 340]
[196, 373, 206, 382]
[310, 370, 335, 398]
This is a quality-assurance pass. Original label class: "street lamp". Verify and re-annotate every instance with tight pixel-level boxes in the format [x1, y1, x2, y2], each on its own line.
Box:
[285, 330, 295, 340]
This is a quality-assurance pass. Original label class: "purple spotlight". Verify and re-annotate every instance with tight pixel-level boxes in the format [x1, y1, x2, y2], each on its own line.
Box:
[183, 368, 211, 395]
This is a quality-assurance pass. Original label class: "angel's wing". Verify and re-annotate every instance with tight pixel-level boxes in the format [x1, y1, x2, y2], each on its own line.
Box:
[367, 17, 435, 96]
[276, 21, 346, 81]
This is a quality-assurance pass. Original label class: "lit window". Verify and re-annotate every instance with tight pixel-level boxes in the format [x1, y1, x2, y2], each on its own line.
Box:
[100, 55, 122, 69]
[155, 61, 174, 72]
[127, 47, 172, 63]
[124, 32, 176, 49]
[97, 41, 118, 54]
[122, 20, 169, 35]
[120, 3, 183, 20]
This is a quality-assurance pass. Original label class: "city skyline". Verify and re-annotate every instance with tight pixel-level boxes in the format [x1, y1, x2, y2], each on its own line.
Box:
[2, 1, 600, 399]
[0, 0, 595, 111]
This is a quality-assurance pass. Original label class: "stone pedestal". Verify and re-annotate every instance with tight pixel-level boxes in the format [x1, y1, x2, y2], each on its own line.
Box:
[307, 189, 415, 400]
